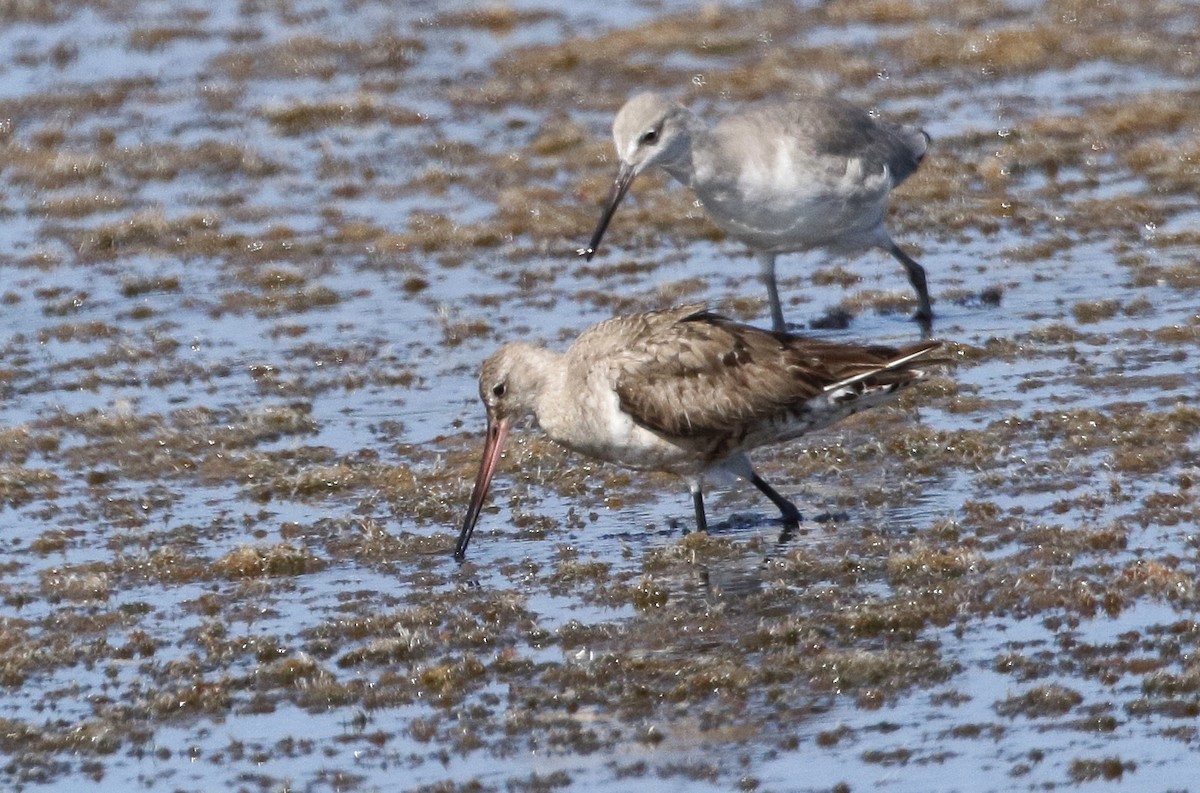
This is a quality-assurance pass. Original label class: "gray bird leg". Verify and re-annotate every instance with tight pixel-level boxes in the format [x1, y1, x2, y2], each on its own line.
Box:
[757, 252, 787, 333]
[887, 241, 933, 331]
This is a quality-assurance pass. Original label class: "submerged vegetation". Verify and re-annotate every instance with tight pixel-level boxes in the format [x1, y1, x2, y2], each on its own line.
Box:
[0, 0, 1199, 790]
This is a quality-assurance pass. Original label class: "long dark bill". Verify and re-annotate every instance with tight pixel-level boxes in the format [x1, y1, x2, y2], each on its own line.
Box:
[580, 161, 636, 262]
[454, 415, 511, 561]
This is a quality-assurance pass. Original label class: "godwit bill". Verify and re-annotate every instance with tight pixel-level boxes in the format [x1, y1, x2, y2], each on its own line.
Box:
[455, 305, 942, 560]
[581, 92, 933, 333]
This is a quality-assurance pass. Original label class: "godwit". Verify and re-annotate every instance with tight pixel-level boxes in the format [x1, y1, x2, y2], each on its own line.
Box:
[455, 305, 941, 560]
[581, 92, 933, 334]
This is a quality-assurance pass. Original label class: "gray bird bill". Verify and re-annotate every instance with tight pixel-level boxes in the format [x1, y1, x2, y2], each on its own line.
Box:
[582, 161, 636, 261]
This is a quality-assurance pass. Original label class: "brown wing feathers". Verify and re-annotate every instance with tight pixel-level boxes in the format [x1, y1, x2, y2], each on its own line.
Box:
[613, 309, 938, 438]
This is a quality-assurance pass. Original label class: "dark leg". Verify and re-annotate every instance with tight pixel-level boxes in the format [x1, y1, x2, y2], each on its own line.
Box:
[690, 484, 709, 534]
[749, 473, 801, 526]
[757, 252, 787, 333]
[887, 241, 933, 333]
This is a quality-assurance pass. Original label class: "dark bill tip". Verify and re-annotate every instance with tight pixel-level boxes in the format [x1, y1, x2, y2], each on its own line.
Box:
[583, 162, 635, 262]
[454, 416, 510, 561]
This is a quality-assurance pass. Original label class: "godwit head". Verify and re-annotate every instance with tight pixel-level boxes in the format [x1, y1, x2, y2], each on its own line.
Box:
[455, 343, 555, 560]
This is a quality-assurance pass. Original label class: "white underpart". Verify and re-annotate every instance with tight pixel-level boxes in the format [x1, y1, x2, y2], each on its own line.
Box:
[734, 138, 820, 203]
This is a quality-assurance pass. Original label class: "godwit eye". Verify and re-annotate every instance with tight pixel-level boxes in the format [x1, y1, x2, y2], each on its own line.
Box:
[640, 128, 659, 145]
[491, 382, 506, 397]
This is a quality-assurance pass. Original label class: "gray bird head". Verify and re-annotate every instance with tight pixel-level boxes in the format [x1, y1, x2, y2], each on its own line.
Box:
[581, 93, 695, 261]
[612, 91, 694, 175]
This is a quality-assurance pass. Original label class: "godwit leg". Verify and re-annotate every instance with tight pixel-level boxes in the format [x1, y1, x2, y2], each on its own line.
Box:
[748, 473, 802, 526]
[689, 483, 709, 534]
[775, 523, 797, 546]
[886, 241, 933, 333]
[757, 252, 787, 333]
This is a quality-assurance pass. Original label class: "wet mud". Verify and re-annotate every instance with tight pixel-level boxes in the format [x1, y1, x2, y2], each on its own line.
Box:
[1, 0, 1199, 791]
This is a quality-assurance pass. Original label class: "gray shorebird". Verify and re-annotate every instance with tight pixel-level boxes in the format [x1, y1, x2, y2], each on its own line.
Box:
[455, 305, 941, 560]
[581, 92, 933, 333]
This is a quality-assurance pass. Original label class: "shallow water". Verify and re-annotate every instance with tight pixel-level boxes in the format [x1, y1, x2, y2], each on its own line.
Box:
[2, 0, 1200, 791]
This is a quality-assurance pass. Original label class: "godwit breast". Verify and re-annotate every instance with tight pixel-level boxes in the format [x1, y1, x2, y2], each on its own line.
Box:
[455, 305, 942, 560]
[581, 93, 933, 334]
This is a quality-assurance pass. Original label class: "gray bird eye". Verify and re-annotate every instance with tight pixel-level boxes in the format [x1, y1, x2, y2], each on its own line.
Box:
[640, 129, 659, 145]
[491, 382, 506, 397]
